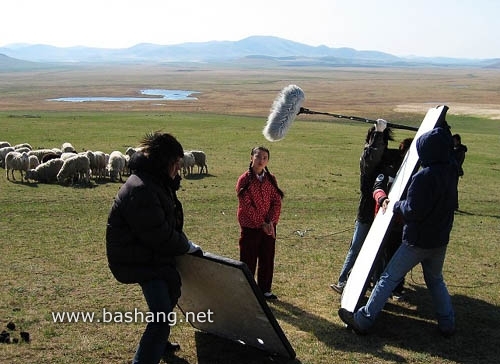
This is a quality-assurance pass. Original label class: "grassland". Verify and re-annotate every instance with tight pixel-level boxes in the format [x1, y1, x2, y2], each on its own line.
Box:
[0, 64, 499, 364]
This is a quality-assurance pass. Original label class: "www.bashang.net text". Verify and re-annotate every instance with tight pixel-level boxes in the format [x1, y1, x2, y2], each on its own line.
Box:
[51, 308, 214, 325]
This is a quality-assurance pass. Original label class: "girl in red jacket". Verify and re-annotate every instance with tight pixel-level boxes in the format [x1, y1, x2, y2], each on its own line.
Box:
[236, 146, 284, 299]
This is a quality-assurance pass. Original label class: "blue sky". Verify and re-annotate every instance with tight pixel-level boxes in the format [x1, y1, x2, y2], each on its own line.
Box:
[2, 0, 499, 59]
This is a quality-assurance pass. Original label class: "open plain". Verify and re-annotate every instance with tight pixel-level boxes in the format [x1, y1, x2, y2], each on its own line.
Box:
[1, 64, 499, 364]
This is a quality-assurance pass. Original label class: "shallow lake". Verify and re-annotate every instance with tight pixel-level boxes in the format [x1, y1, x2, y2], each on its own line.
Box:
[48, 89, 200, 102]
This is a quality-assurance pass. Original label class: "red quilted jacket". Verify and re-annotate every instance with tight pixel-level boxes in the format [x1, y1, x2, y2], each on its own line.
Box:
[236, 171, 282, 229]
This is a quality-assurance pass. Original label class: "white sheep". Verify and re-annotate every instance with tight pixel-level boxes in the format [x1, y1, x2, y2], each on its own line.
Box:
[15, 147, 31, 154]
[60, 152, 78, 161]
[5, 151, 30, 181]
[61, 142, 76, 153]
[125, 146, 138, 157]
[104, 153, 110, 178]
[57, 154, 90, 185]
[190, 150, 208, 174]
[85, 150, 96, 178]
[25, 158, 64, 183]
[93, 151, 107, 179]
[84, 150, 106, 179]
[28, 155, 40, 170]
[0, 141, 11, 149]
[107, 151, 126, 182]
[124, 147, 143, 175]
[124, 154, 131, 175]
[13, 143, 32, 151]
[0, 146, 15, 168]
[28, 148, 58, 162]
[181, 151, 195, 176]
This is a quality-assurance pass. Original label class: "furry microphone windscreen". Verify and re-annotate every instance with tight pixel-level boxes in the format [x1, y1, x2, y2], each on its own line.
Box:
[263, 85, 305, 142]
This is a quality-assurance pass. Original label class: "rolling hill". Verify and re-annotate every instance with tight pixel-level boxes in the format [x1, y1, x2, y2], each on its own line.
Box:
[1, 35, 498, 68]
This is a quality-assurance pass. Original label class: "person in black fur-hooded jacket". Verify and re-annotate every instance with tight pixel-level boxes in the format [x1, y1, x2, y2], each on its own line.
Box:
[106, 131, 202, 364]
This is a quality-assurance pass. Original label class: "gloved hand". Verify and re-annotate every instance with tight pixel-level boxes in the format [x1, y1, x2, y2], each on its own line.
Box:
[381, 198, 390, 213]
[375, 118, 387, 132]
[187, 241, 203, 256]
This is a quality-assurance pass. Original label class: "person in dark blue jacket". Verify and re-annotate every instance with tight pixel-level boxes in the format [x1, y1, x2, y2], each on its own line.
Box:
[339, 126, 458, 337]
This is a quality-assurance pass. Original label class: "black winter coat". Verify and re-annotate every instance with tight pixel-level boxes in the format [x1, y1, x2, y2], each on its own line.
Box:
[106, 153, 190, 299]
[357, 131, 388, 223]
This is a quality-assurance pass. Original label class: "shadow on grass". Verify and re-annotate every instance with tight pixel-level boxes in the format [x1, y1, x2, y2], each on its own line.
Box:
[20, 180, 97, 188]
[270, 298, 412, 363]
[188, 331, 300, 364]
[367, 284, 500, 363]
[183, 173, 215, 180]
[18, 173, 217, 188]
[271, 285, 500, 363]
[10, 179, 40, 187]
[455, 208, 500, 219]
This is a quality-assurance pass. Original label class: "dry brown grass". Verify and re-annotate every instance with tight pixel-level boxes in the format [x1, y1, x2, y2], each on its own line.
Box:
[2, 64, 500, 122]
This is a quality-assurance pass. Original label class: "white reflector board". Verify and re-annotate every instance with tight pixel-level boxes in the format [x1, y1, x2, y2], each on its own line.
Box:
[340, 105, 449, 312]
[176, 252, 296, 359]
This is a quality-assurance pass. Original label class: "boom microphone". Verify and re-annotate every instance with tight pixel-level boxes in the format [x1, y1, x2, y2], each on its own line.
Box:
[297, 107, 418, 132]
[263, 85, 418, 141]
[263, 84, 305, 142]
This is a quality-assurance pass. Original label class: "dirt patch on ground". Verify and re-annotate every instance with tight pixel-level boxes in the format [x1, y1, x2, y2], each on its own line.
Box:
[395, 103, 500, 120]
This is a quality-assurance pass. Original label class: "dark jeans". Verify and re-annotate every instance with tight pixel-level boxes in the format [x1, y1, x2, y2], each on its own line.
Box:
[371, 227, 405, 293]
[132, 279, 175, 364]
[355, 243, 454, 332]
[239, 227, 276, 293]
[338, 220, 371, 283]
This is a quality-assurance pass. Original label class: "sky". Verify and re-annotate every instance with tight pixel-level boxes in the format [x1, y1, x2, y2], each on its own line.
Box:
[2, 0, 499, 59]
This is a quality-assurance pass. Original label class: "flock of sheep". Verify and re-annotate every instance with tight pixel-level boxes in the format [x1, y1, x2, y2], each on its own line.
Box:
[0, 141, 208, 186]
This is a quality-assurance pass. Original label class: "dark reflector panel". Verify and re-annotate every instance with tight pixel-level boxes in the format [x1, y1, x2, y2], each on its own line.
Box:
[176, 252, 295, 359]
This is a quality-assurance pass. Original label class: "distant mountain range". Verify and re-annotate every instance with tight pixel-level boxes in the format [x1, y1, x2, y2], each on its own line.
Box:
[1, 36, 499, 69]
